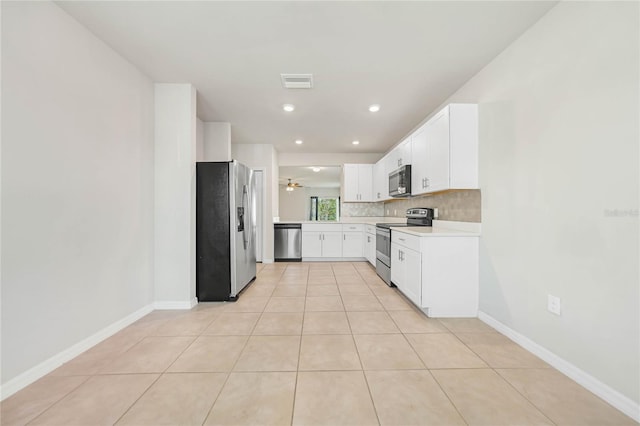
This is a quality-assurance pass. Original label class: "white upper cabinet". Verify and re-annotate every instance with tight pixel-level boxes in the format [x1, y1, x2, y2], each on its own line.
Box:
[373, 154, 391, 202]
[342, 164, 373, 202]
[411, 104, 478, 196]
[387, 137, 412, 173]
[411, 108, 450, 194]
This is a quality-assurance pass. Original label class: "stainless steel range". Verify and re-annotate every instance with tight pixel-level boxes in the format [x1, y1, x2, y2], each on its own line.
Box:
[375, 208, 434, 286]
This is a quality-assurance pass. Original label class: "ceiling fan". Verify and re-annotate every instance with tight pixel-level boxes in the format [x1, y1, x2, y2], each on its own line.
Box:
[286, 178, 303, 191]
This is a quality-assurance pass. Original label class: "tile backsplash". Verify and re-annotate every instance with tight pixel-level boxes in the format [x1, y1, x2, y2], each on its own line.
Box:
[341, 202, 384, 217]
[383, 189, 481, 222]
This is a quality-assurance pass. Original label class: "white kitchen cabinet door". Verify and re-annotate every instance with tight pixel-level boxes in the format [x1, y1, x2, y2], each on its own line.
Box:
[364, 233, 376, 265]
[402, 247, 422, 306]
[343, 164, 373, 202]
[322, 232, 343, 257]
[424, 109, 450, 193]
[342, 164, 359, 202]
[390, 243, 405, 291]
[342, 231, 363, 258]
[410, 125, 428, 195]
[302, 231, 322, 257]
[389, 137, 412, 170]
[391, 241, 421, 306]
[357, 164, 373, 201]
[373, 159, 387, 201]
[411, 109, 450, 195]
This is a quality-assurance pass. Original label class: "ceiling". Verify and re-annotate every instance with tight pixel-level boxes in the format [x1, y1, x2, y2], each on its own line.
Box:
[279, 166, 341, 188]
[57, 1, 556, 154]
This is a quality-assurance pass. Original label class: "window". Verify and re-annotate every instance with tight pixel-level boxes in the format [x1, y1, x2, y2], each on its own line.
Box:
[310, 197, 340, 221]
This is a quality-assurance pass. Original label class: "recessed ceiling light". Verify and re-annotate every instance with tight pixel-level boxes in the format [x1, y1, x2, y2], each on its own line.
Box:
[368, 104, 380, 112]
[295, 140, 303, 145]
[283, 104, 295, 112]
[312, 167, 321, 172]
[352, 140, 360, 145]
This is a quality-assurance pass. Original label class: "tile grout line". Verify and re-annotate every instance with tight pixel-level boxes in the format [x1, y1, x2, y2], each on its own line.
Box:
[289, 263, 310, 426]
[21, 375, 92, 426]
[427, 320, 559, 425]
[201, 265, 276, 426]
[426, 369, 471, 426]
[341, 262, 382, 426]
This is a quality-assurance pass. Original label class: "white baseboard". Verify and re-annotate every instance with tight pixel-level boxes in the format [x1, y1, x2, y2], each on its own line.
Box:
[302, 257, 367, 262]
[153, 298, 197, 310]
[0, 303, 154, 401]
[478, 311, 640, 422]
[261, 258, 274, 264]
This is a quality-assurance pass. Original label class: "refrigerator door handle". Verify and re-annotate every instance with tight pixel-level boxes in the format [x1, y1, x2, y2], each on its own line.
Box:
[241, 185, 249, 249]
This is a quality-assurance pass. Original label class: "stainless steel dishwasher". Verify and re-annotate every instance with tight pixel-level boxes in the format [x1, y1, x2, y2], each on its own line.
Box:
[274, 223, 302, 262]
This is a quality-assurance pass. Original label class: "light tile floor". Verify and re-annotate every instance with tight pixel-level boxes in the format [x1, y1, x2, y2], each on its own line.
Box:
[1, 262, 637, 426]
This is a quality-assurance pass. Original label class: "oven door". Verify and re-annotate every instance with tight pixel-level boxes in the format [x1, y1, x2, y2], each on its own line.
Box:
[376, 227, 391, 267]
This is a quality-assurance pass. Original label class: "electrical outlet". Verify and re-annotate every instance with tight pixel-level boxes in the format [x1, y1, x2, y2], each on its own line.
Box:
[547, 294, 561, 315]
[434, 208, 439, 219]
[386, 208, 390, 215]
[394, 209, 397, 215]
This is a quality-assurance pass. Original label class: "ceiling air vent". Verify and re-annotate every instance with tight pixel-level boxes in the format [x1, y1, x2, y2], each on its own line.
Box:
[281, 74, 314, 89]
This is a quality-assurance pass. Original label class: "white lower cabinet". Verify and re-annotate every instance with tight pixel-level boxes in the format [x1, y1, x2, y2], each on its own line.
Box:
[302, 224, 343, 258]
[392, 229, 479, 317]
[342, 232, 363, 257]
[323, 232, 343, 257]
[302, 231, 323, 257]
[390, 242, 421, 306]
[364, 228, 376, 266]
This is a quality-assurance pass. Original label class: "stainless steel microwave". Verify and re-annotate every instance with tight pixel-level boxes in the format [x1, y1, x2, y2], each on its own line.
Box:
[389, 165, 411, 197]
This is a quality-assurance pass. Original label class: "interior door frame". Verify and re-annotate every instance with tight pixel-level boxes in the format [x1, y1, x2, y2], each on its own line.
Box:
[252, 167, 266, 263]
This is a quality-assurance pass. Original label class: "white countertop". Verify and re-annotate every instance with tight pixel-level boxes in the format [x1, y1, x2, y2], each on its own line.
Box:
[392, 227, 480, 237]
[274, 217, 406, 226]
[274, 218, 481, 236]
[392, 220, 481, 237]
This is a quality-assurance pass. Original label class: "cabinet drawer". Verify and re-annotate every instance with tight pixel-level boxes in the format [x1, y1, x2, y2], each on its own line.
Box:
[342, 224, 364, 232]
[302, 223, 342, 232]
[365, 224, 376, 235]
[391, 230, 420, 251]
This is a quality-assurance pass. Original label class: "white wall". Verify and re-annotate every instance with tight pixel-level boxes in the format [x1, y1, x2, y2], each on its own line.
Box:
[196, 118, 204, 162]
[1, 0, 154, 386]
[202, 122, 231, 161]
[279, 186, 340, 221]
[278, 152, 382, 166]
[232, 144, 279, 262]
[441, 2, 639, 407]
[154, 84, 197, 306]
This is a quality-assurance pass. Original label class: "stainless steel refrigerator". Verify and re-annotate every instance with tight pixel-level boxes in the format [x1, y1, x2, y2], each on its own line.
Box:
[196, 160, 256, 301]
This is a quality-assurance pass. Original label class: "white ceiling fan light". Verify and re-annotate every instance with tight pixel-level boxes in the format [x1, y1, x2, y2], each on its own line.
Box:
[368, 104, 381, 112]
[283, 104, 295, 112]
